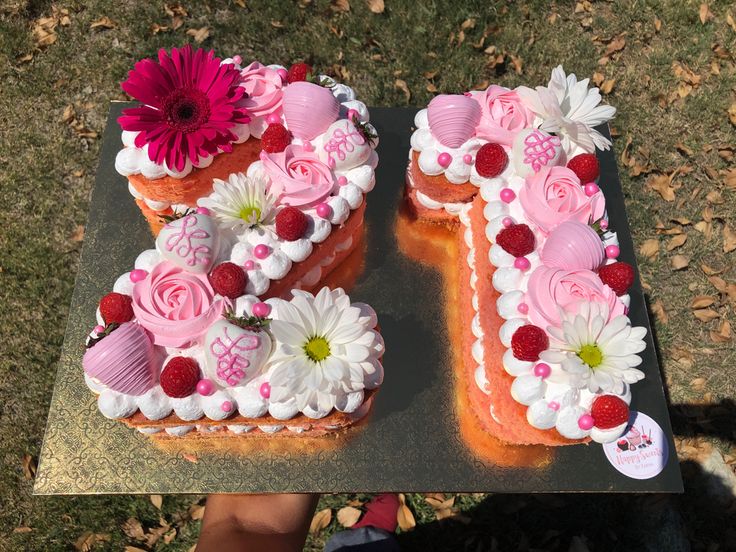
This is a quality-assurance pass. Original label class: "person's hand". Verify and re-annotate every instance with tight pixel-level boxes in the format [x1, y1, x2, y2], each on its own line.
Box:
[198, 493, 320, 552]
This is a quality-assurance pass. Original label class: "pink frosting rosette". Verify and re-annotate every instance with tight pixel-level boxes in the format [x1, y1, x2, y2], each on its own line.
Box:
[471, 85, 534, 146]
[525, 266, 625, 330]
[519, 166, 605, 235]
[132, 261, 225, 347]
[259, 145, 335, 207]
[240, 61, 284, 119]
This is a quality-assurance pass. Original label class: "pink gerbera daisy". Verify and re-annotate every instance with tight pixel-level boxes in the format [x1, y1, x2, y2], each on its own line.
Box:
[118, 45, 250, 172]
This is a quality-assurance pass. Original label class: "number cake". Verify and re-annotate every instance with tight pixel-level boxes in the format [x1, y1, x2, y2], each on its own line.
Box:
[409, 67, 648, 445]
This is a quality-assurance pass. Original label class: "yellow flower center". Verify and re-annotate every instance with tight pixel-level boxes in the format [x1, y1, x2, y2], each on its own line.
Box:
[239, 205, 262, 225]
[304, 336, 331, 362]
[577, 344, 603, 368]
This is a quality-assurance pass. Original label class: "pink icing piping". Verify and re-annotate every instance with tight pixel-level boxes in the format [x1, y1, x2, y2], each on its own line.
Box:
[209, 327, 260, 386]
[164, 215, 212, 268]
[522, 130, 561, 173]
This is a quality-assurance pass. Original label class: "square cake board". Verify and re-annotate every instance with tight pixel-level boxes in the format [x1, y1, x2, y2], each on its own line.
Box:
[34, 103, 682, 494]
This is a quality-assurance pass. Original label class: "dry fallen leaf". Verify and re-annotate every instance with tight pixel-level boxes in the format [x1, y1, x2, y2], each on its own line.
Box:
[124, 547, 147, 552]
[723, 225, 736, 253]
[22, 454, 37, 480]
[654, 16, 662, 32]
[646, 173, 676, 201]
[728, 103, 736, 126]
[186, 26, 210, 43]
[337, 506, 362, 527]
[366, 0, 384, 14]
[150, 494, 163, 510]
[332, 0, 351, 11]
[121, 518, 146, 541]
[90, 16, 116, 30]
[394, 79, 411, 102]
[13, 527, 32, 533]
[310, 508, 332, 534]
[667, 233, 687, 251]
[651, 299, 668, 324]
[600, 78, 615, 94]
[74, 532, 111, 551]
[693, 308, 720, 322]
[690, 377, 706, 391]
[727, 11, 736, 32]
[691, 295, 716, 309]
[710, 319, 731, 343]
[189, 503, 206, 520]
[671, 255, 690, 270]
[639, 239, 660, 259]
[397, 493, 416, 531]
[699, 3, 712, 24]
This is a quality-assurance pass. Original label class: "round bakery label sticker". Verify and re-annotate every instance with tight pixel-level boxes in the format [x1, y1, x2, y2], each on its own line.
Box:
[602, 411, 668, 480]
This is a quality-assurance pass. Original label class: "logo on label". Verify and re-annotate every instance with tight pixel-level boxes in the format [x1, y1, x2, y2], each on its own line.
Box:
[602, 411, 668, 480]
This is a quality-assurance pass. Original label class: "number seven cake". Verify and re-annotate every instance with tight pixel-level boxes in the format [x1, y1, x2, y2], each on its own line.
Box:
[410, 67, 648, 445]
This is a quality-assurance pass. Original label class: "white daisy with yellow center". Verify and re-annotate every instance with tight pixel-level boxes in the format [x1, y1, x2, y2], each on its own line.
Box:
[197, 172, 277, 232]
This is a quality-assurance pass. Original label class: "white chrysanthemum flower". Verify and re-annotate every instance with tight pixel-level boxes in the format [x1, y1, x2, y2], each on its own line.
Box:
[539, 302, 646, 394]
[517, 65, 617, 152]
[266, 288, 382, 416]
[197, 172, 277, 232]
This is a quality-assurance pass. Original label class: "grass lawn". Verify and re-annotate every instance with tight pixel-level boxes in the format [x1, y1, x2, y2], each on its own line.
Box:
[1, 0, 735, 550]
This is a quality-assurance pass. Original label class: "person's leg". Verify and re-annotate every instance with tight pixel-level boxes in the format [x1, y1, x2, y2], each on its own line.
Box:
[198, 493, 320, 552]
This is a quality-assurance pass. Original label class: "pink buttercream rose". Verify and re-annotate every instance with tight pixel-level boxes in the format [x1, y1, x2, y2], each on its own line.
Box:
[132, 261, 224, 347]
[259, 145, 335, 207]
[240, 61, 284, 119]
[470, 86, 534, 146]
[519, 166, 605, 235]
[526, 266, 625, 330]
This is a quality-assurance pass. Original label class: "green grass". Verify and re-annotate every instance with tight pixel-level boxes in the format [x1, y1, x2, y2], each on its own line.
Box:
[1, 0, 735, 550]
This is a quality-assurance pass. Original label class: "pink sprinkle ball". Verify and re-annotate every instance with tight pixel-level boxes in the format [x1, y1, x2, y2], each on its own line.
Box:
[502, 217, 514, 228]
[534, 362, 551, 378]
[221, 400, 234, 413]
[195, 206, 211, 216]
[232, 55, 242, 65]
[259, 382, 271, 399]
[578, 414, 595, 430]
[253, 244, 270, 259]
[346, 108, 360, 121]
[302, 141, 315, 152]
[316, 202, 332, 219]
[93, 325, 106, 334]
[244, 260, 256, 271]
[196, 379, 215, 396]
[252, 302, 271, 317]
[266, 112, 282, 125]
[277, 68, 289, 82]
[500, 188, 516, 203]
[600, 219, 609, 230]
[514, 257, 531, 271]
[517, 302, 529, 314]
[437, 152, 452, 168]
[605, 245, 620, 259]
[337, 175, 348, 186]
[129, 269, 148, 283]
[463, 154, 473, 164]
[548, 401, 560, 411]
[584, 183, 600, 197]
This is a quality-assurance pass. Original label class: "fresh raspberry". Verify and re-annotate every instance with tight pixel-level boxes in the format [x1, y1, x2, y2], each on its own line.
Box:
[511, 325, 549, 362]
[275, 206, 309, 241]
[567, 153, 600, 183]
[590, 395, 630, 429]
[261, 123, 291, 153]
[99, 292, 134, 324]
[160, 357, 200, 398]
[598, 261, 635, 296]
[209, 262, 246, 299]
[287, 62, 312, 83]
[495, 223, 535, 257]
[475, 143, 508, 178]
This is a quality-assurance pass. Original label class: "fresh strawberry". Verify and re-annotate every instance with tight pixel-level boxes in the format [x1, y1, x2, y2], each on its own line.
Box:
[495, 223, 535, 257]
[99, 292, 134, 324]
[209, 262, 246, 299]
[475, 143, 508, 178]
[160, 357, 200, 398]
[567, 153, 600, 183]
[287, 62, 312, 83]
[275, 206, 309, 241]
[260, 123, 291, 153]
[590, 395, 630, 429]
[598, 261, 635, 296]
[511, 325, 549, 362]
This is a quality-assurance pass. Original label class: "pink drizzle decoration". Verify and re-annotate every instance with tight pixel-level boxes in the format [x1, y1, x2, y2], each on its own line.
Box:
[522, 130, 561, 173]
[164, 215, 212, 268]
[209, 327, 260, 386]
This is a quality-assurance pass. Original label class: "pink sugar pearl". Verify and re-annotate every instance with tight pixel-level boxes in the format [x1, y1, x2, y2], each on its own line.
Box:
[232, 55, 242, 65]
[584, 183, 600, 197]
[438, 152, 452, 168]
[260, 382, 271, 399]
[463, 154, 473, 164]
[548, 401, 560, 411]
[534, 363, 551, 378]
[578, 414, 595, 430]
[316, 203, 332, 219]
[502, 217, 514, 228]
[244, 260, 256, 271]
[517, 302, 529, 314]
[252, 302, 271, 317]
[195, 207, 211, 216]
[514, 257, 531, 271]
[266, 112, 282, 125]
[337, 175, 348, 186]
[302, 141, 315, 152]
[277, 68, 289, 82]
[129, 269, 147, 283]
[197, 379, 215, 397]
[346, 108, 360, 121]
[605, 245, 620, 259]
[500, 188, 516, 203]
[221, 400, 234, 413]
[600, 219, 609, 230]
[254, 244, 270, 259]
[93, 325, 105, 334]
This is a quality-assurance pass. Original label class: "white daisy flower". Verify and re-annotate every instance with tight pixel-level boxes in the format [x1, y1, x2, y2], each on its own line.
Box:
[539, 302, 646, 394]
[197, 172, 277, 232]
[517, 65, 617, 152]
[266, 288, 383, 416]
